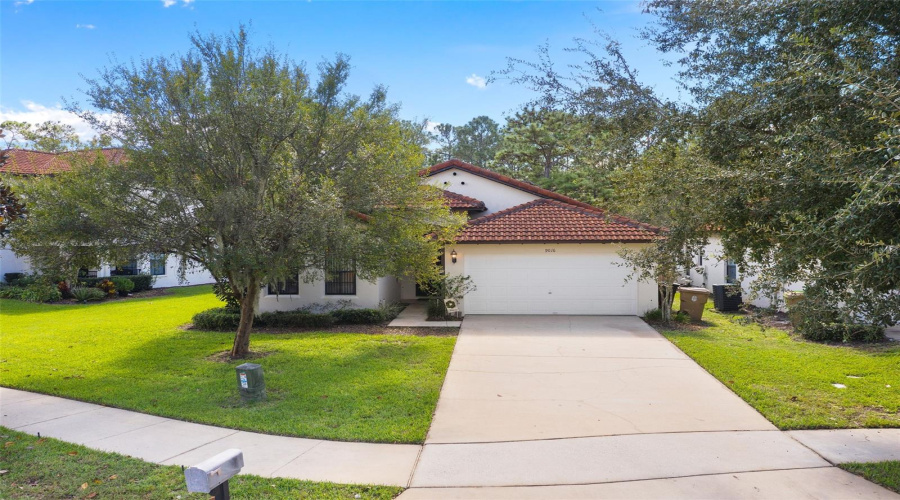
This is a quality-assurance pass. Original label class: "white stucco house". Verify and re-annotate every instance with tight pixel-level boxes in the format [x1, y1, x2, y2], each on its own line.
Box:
[0, 148, 215, 288]
[259, 159, 664, 316]
[688, 235, 805, 310]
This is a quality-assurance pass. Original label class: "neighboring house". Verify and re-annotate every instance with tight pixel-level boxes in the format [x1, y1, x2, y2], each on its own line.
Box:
[0, 148, 215, 288]
[260, 159, 663, 316]
[689, 235, 804, 310]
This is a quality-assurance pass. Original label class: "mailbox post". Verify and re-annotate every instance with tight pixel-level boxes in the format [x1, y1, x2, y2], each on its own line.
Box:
[185, 449, 243, 500]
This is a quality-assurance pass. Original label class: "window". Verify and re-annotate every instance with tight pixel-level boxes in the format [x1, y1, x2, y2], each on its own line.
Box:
[150, 254, 166, 276]
[78, 268, 97, 278]
[726, 260, 738, 284]
[268, 275, 300, 295]
[325, 257, 356, 295]
[111, 259, 139, 276]
[696, 252, 703, 266]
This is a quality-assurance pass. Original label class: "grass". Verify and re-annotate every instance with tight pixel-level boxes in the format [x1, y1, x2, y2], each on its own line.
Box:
[840, 461, 900, 493]
[0, 427, 402, 499]
[0, 286, 456, 443]
[655, 299, 900, 430]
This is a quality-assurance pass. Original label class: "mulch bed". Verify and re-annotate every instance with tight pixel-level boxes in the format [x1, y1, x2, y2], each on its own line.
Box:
[224, 324, 460, 337]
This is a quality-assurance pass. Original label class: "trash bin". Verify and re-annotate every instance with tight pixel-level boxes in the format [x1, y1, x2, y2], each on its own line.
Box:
[712, 284, 742, 312]
[235, 363, 266, 402]
[679, 287, 711, 322]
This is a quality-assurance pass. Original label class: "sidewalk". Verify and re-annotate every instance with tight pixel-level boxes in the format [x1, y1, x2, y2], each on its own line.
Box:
[0, 387, 420, 487]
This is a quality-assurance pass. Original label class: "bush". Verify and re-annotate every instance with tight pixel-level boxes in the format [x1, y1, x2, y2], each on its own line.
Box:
[426, 298, 449, 320]
[3, 272, 25, 286]
[331, 308, 385, 325]
[97, 279, 117, 297]
[643, 308, 663, 322]
[0, 286, 24, 300]
[129, 274, 154, 292]
[71, 287, 106, 303]
[212, 280, 240, 309]
[256, 311, 334, 328]
[192, 307, 242, 331]
[109, 277, 135, 296]
[20, 283, 62, 303]
[378, 301, 405, 322]
[57, 281, 74, 299]
[674, 310, 692, 324]
[799, 322, 885, 343]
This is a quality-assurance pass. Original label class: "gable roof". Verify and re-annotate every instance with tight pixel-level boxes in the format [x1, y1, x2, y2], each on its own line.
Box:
[456, 198, 661, 243]
[0, 148, 126, 176]
[421, 158, 602, 212]
[442, 190, 486, 211]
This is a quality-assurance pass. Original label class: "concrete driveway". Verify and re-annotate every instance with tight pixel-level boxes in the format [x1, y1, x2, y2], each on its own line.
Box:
[425, 315, 774, 444]
[406, 315, 899, 497]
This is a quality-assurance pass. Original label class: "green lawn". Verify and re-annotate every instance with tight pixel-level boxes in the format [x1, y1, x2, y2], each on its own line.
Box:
[0, 286, 456, 443]
[658, 301, 900, 430]
[840, 461, 900, 494]
[0, 427, 402, 499]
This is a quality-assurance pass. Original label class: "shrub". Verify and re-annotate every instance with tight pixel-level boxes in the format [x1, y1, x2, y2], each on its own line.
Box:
[129, 274, 154, 292]
[3, 272, 25, 286]
[643, 308, 663, 322]
[0, 286, 24, 300]
[799, 322, 885, 343]
[192, 307, 242, 331]
[256, 311, 334, 328]
[109, 277, 135, 296]
[20, 283, 62, 303]
[212, 280, 240, 309]
[331, 308, 385, 325]
[71, 287, 106, 303]
[674, 310, 692, 324]
[97, 279, 117, 297]
[426, 298, 449, 320]
[378, 301, 405, 322]
[57, 281, 74, 299]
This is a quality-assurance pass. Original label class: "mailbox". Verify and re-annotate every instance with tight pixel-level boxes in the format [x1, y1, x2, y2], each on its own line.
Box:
[235, 362, 266, 401]
[185, 448, 243, 499]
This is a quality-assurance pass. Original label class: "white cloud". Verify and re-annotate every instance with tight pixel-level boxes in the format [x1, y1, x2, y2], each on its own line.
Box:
[0, 101, 114, 143]
[76, 24, 96, 30]
[14, 0, 35, 6]
[162, 0, 194, 7]
[424, 120, 441, 134]
[465, 73, 487, 90]
[162, 0, 177, 7]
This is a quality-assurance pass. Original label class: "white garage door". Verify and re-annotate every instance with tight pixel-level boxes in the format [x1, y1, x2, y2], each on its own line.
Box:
[463, 247, 638, 315]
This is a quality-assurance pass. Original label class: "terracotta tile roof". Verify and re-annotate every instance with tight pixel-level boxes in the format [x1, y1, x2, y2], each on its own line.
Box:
[442, 190, 486, 211]
[0, 148, 127, 175]
[457, 199, 662, 243]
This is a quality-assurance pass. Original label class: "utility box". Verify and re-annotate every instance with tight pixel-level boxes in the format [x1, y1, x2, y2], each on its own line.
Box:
[235, 363, 266, 402]
[679, 287, 711, 322]
[712, 284, 742, 312]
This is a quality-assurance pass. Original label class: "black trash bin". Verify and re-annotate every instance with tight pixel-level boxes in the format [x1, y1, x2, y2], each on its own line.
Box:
[712, 284, 742, 312]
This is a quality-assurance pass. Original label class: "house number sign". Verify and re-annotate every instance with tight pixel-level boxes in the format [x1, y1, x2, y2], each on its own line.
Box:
[545, 249, 556, 253]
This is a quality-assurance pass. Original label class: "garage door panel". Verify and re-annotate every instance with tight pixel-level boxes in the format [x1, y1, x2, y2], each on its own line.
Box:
[464, 248, 637, 315]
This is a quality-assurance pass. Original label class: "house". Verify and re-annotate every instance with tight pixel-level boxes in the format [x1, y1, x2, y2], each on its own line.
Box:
[259, 159, 663, 316]
[688, 235, 804, 310]
[0, 148, 215, 288]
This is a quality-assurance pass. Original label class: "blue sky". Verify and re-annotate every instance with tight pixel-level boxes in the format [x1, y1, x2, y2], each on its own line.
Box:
[1, 0, 680, 140]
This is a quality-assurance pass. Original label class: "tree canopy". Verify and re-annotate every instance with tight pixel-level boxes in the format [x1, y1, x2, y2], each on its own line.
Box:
[8, 27, 463, 357]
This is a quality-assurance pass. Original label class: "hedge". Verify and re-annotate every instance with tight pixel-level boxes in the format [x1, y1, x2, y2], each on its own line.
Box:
[192, 307, 242, 331]
[256, 311, 334, 328]
[79, 274, 153, 292]
[331, 308, 385, 325]
[799, 322, 885, 343]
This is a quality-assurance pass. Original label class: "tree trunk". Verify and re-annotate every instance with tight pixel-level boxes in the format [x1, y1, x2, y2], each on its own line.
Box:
[230, 280, 259, 359]
[660, 283, 673, 324]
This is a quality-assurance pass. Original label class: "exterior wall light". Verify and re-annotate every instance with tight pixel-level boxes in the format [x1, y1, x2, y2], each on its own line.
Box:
[450, 250, 458, 264]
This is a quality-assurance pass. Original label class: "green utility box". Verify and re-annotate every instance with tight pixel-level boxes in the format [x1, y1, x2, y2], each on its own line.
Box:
[235, 363, 266, 402]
